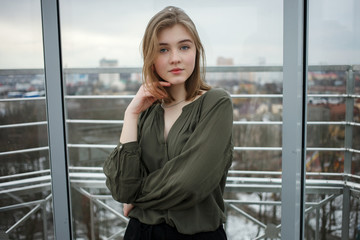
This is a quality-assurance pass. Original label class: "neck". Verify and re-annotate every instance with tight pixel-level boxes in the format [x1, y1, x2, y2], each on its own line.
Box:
[167, 83, 187, 102]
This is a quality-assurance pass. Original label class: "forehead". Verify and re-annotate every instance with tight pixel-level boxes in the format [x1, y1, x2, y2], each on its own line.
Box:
[157, 24, 194, 43]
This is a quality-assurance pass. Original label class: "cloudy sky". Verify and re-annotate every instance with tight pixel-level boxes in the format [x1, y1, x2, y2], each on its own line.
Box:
[0, 0, 359, 69]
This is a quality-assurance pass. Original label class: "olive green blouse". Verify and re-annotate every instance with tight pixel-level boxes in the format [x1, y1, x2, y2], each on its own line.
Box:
[103, 88, 233, 235]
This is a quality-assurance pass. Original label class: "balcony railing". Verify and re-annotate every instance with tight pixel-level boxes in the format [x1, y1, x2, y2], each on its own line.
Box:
[0, 65, 359, 239]
[1, 167, 358, 239]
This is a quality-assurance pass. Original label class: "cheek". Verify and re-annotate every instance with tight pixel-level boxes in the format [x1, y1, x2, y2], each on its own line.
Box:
[186, 52, 196, 69]
[154, 57, 165, 70]
[153, 62, 160, 74]
[153, 59, 167, 78]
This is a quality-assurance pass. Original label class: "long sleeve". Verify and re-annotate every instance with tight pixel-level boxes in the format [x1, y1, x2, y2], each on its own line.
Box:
[103, 141, 147, 203]
[134, 93, 233, 210]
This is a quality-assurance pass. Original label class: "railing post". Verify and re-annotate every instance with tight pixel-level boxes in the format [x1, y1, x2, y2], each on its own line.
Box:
[315, 207, 319, 240]
[90, 198, 95, 240]
[42, 201, 48, 240]
[342, 66, 354, 240]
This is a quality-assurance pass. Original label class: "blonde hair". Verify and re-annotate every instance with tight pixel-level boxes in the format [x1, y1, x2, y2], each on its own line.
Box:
[141, 6, 210, 102]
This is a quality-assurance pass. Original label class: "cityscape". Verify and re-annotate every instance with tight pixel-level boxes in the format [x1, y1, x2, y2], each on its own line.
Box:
[1, 56, 360, 239]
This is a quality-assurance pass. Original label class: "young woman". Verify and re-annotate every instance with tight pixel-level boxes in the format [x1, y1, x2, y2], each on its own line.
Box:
[103, 6, 233, 240]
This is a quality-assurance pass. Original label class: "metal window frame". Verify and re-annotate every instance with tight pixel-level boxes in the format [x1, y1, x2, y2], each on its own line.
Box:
[40, 0, 72, 239]
[281, 0, 308, 239]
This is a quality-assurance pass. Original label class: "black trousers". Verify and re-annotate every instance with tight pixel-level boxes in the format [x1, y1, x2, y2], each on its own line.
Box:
[124, 218, 227, 240]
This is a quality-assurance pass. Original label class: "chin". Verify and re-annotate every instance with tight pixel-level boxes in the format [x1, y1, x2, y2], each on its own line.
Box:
[167, 77, 188, 85]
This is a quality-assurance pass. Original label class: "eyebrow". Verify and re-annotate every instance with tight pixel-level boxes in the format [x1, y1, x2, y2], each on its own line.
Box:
[159, 39, 193, 46]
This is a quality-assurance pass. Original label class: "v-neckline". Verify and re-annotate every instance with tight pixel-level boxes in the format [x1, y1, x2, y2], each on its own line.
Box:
[159, 89, 211, 143]
[161, 107, 183, 143]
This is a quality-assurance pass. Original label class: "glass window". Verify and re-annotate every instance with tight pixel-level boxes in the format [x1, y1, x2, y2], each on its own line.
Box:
[4, 1, 360, 239]
[306, 0, 360, 238]
[0, 0, 54, 239]
[60, 0, 283, 239]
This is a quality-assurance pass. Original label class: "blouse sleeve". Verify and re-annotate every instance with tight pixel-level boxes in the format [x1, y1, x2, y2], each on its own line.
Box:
[133, 92, 233, 210]
[103, 141, 147, 203]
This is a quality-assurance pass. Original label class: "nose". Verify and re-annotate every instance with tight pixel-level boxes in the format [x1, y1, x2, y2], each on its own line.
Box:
[169, 50, 181, 64]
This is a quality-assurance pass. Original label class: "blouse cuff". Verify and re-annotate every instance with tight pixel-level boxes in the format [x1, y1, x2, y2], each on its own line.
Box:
[118, 141, 139, 151]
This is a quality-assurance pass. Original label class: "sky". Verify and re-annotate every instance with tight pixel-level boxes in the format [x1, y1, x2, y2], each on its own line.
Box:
[0, 0, 359, 69]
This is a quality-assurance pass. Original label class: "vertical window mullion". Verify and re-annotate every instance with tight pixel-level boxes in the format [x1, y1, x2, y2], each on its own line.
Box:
[281, 0, 308, 239]
[41, 0, 72, 239]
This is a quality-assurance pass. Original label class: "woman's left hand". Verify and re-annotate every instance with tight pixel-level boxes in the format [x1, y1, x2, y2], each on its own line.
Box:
[123, 203, 134, 217]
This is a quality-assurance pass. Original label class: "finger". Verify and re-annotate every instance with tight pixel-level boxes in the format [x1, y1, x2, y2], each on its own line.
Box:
[144, 97, 156, 107]
[123, 206, 129, 217]
[159, 81, 171, 87]
[143, 84, 167, 99]
[143, 81, 170, 91]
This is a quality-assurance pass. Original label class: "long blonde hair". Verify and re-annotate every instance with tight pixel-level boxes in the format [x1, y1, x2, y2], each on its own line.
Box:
[141, 6, 210, 102]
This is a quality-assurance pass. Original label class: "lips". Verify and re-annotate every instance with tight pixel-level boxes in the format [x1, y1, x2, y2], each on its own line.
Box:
[170, 68, 183, 74]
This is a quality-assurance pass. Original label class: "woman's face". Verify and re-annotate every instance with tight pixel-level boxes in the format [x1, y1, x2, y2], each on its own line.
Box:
[153, 24, 196, 86]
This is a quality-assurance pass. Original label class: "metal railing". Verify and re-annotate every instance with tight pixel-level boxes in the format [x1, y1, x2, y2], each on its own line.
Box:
[1, 65, 359, 156]
[0, 65, 359, 239]
[1, 168, 359, 239]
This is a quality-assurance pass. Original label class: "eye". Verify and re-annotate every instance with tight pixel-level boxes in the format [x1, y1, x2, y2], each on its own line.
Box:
[180, 45, 190, 50]
[159, 48, 168, 53]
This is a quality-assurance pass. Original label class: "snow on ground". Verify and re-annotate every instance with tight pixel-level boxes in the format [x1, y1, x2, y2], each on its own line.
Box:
[225, 192, 280, 239]
[226, 214, 264, 240]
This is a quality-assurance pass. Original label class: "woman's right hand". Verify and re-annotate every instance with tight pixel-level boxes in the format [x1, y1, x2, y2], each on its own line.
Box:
[126, 81, 171, 116]
[123, 203, 134, 217]
[120, 81, 170, 144]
